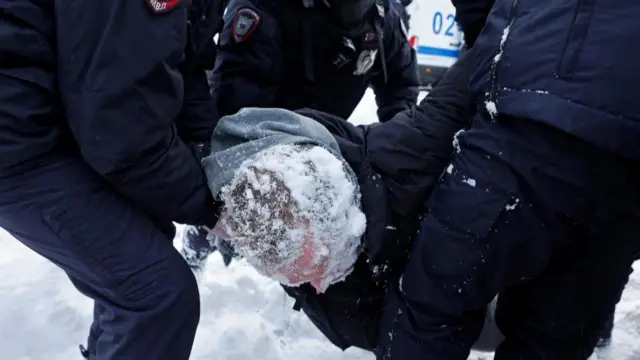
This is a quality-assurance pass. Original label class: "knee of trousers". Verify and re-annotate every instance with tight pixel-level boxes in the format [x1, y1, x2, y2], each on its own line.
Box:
[112, 250, 200, 319]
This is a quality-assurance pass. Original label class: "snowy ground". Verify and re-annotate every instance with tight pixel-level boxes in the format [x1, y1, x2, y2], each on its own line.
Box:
[1, 90, 639, 360]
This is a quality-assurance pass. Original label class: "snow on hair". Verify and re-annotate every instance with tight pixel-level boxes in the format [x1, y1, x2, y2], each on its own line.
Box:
[219, 144, 366, 289]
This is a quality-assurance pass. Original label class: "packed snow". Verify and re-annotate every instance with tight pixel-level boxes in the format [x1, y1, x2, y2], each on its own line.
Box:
[217, 143, 365, 293]
[0, 89, 639, 360]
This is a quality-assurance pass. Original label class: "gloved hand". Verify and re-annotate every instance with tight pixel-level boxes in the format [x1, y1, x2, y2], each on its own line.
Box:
[181, 225, 218, 271]
[215, 236, 238, 267]
[202, 225, 238, 267]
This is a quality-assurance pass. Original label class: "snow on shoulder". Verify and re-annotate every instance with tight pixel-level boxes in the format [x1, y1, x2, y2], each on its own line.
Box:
[218, 143, 367, 293]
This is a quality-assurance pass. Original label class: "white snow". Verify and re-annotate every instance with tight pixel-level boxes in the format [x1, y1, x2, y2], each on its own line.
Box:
[492, 25, 511, 64]
[462, 177, 477, 187]
[453, 129, 465, 153]
[505, 198, 520, 211]
[218, 144, 365, 293]
[485, 24, 512, 118]
[485, 100, 498, 117]
[0, 89, 639, 360]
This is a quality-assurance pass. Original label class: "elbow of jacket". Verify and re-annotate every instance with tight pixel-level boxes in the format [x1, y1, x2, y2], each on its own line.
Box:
[80, 145, 161, 184]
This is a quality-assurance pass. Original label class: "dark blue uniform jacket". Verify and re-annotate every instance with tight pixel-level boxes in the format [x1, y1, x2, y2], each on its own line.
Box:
[0, 0, 226, 226]
[456, 0, 640, 160]
[210, 0, 419, 122]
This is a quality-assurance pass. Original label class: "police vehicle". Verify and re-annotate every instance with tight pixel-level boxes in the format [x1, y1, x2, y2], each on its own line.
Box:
[406, 0, 464, 87]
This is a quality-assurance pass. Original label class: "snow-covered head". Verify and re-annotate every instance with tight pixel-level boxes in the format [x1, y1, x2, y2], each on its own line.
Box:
[212, 143, 366, 293]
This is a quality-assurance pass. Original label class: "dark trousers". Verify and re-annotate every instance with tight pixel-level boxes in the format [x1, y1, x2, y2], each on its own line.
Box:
[378, 114, 640, 360]
[0, 157, 200, 360]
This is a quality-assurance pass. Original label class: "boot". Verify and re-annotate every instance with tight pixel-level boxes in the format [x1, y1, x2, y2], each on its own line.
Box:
[79, 344, 90, 359]
[595, 312, 614, 348]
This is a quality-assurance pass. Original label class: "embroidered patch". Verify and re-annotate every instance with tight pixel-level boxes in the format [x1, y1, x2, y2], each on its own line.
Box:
[364, 30, 381, 43]
[145, 0, 181, 14]
[232, 8, 261, 43]
[353, 49, 378, 76]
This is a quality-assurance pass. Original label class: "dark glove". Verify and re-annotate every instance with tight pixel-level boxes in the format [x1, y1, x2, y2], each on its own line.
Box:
[215, 237, 239, 267]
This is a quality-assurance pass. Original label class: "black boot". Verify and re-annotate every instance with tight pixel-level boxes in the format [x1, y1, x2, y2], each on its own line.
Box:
[596, 312, 614, 348]
[79, 344, 90, 359]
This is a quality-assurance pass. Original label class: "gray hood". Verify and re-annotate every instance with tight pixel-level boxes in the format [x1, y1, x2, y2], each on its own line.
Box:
[202, 107, 344, 198]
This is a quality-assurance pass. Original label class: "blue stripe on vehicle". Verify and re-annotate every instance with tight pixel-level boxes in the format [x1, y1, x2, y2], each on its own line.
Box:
[417, 45, 460, 58]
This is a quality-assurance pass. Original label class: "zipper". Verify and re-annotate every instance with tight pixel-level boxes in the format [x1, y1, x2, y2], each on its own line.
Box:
[487, 0, 520, 118]
[556, 0, 594, 78]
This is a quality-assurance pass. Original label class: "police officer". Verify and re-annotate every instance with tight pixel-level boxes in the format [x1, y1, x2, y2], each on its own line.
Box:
[0, 0, 225, 359]
[210, 0, 419, 121]
[377, 0, 640, 358]
[452, 0, 628, 349]
[181, 0, 420, 271]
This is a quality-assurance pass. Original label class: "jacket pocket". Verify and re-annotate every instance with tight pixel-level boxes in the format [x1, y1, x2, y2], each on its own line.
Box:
[557, 0, 596, 79]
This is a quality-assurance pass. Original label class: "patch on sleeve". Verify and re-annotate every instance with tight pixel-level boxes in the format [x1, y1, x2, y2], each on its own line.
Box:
[232, 8, 262, 43]
[364, 29, 378, 43]
[144, 0, 182, 14]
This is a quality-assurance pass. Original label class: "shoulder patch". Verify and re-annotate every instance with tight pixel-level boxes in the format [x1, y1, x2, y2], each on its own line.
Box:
[364, 29, 382, 43]
[232, 8, 262, 43]
[145, 0, 182, 14]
